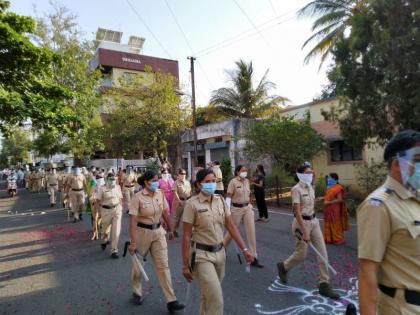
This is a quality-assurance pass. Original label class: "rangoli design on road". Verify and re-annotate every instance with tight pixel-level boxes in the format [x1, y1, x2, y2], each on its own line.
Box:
[255, 277, 359, 314]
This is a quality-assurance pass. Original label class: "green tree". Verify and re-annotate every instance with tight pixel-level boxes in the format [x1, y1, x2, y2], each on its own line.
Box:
[105, 67, 186, 160]
[210, 60, 288, 118]
[322, 0, 420, 148]
[32, 129, 70, 159]
[0, 0, 76, 133]
[243, 115, 325, 170]
[0, 128, 32, 166]
[298, 0, 367, 67]
[33, 2, 104, 160]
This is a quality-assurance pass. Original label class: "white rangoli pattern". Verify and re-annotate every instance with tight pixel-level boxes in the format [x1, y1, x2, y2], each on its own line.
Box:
[255, 277, 359, 314]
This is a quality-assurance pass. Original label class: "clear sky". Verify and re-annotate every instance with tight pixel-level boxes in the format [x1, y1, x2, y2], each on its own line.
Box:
[11, 0, 330, 107]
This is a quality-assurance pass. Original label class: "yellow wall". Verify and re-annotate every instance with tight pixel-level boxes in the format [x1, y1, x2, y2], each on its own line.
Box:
[282, 99, 385, 193]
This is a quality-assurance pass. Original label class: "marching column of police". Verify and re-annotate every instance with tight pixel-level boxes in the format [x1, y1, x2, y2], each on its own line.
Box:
[12, 129, 419, 314]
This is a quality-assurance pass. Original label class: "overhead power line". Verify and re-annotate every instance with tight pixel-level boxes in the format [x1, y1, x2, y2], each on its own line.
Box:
[126, 0, 173, 59]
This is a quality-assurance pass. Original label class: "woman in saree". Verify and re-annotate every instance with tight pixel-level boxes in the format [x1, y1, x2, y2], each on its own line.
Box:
[323, 173, 349, 244]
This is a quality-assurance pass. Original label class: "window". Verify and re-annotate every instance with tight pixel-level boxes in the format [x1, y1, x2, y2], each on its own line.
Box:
[330, 140, 362, 162]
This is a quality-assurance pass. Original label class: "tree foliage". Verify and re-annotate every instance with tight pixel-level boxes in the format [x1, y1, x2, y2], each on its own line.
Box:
[32, 129, 70, 159]
[298, 0, 366, 67]
[0, 128, 32, 166]
[243, 115, 325, 170]
[323, 0, 420, 148]
[0, 0, 76, 133]
[210, 60, 288, 118]
[105, 67, 186, 160]
[33, 2, 104, 159]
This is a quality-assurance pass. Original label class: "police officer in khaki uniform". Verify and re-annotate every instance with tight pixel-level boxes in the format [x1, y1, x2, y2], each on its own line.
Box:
[224, 165, 264, 268]
[172, 169, 192, 237]
[66, 167, 87, 222]
[358, 130, 420, 315]
[122, 166, 136, 213]
[277, 164, 339, 299]
[33, 169, 42, 193]
[182, 168, 254, 315]
[96, 173, 123, 258]
[47, 168, 59, 207]
[59, 167, 72, 209]
[127, 171, 185, 313]
[212, 161, 224, 195]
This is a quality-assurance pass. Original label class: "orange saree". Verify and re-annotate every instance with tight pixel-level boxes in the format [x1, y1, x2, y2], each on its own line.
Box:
[323, 184, 349, 244]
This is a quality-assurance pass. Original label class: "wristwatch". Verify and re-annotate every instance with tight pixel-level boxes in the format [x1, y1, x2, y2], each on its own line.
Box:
[242, 248, 249, 253]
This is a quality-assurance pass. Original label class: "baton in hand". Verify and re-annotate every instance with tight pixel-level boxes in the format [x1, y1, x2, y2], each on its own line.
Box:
[123, 241, 150, 282]
[294, 229, 337, 276]
[234, 243, 250, 273]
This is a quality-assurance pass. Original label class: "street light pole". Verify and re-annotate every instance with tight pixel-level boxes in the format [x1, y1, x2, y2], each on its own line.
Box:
[188, 56, 198, 169]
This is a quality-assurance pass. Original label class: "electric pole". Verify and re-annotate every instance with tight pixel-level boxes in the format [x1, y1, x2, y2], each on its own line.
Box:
[188, 56, 198, 169]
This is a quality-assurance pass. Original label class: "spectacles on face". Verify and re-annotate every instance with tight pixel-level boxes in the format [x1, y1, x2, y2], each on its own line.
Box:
[180, 173, 186, 175]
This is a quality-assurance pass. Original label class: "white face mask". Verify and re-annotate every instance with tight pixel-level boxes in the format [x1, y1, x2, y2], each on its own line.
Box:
[239, 172, 248, 179]
[297, 173, 313, 185]
[162, 174, 170, 180]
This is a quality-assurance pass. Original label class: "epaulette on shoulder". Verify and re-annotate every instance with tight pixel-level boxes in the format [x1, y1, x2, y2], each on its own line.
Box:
[368, 187, 393, 206]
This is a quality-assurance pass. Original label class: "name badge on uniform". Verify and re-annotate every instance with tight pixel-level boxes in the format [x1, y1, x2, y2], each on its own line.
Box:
[302, 194, 309, 197]
[143, 201, 152, 205]
[236, 186, 242, 189]
[414, 221, 420, 226]
[198, 209, 208, 213]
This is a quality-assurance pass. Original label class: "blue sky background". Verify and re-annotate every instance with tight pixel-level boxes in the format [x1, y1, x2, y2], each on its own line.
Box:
[11, 0, 330, 107]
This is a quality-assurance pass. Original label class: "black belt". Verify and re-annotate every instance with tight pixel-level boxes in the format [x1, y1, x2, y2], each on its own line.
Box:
[294, 214, 316, 220]
[102, 205, 117, 209]
[195, 242, 224, 253]
[379, 284, 420, 306]
[232, 203, 249, 208]
[137, 222, 161, 230]
[49, 184, 58, 186]
[180, 197, 191, 201]
[72, 188, 83, 191]
[125, 185, 134, 188]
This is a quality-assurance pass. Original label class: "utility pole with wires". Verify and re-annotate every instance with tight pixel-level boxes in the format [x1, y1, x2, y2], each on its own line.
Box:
[188, 56, 198, 171]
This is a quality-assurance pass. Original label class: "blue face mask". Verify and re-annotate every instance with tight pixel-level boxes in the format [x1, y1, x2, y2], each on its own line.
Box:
[407, 162, 420, 190]
[149, 181, 159, 192]
[327, 178, 337, 189]
[202, 182, 217, 195]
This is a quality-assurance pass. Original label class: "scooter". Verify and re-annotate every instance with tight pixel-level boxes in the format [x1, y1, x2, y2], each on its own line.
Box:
[7, 179, 17, 197]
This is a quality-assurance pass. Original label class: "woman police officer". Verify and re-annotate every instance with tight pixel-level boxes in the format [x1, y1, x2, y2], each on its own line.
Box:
[127, 171, 184, 313]
[182, 168, 254, 315]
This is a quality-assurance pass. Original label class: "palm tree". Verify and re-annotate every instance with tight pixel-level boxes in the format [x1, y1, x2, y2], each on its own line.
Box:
[210, 60, 288, 118]
[299, 0, 367, 67]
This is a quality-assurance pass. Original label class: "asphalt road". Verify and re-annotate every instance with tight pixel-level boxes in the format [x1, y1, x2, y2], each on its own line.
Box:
[0, 185, 359, 315]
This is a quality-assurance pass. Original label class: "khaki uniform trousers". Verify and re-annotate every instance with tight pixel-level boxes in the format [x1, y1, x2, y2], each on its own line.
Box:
[173, 199, 186, 230]
[131, 226, 176, 303]
[123, 187, 134, 211]
[32, 179, 39, 192]
[284, 218, 329, 283]
[378, 289, 420, 315]
[48, 185, 58, 204]
[69, 190, 85, 219]
[194, 249, 226, 315]
[223, 205, 257, 257]
[100, 205, 122, 253]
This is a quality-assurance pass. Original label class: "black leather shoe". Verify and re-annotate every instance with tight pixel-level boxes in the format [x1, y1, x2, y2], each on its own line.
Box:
[132, 293, 144, 305]
[101, 241, 110, 251]
[277, 261, 288, 284]
[167, 300, 185, 313]
[111, 252, 119, 259]
[251, 257, 264, 268]
[79, 214, 83, 221]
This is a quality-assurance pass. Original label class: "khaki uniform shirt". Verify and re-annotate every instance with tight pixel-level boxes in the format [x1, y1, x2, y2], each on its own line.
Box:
[212, 166, 224, 191]
[358, 176, 420, 291]
[291, 182, 315, 216]
[227, 177, 250, 204]
[129, 189, 168, 225]
[122, 173, 136, 187]
[96, 185, 122, 207]
[47, 174, 59, 186]
[173, 179, 192, 199]
[183, 193, 231, 245]
[68, 175, 85, 190]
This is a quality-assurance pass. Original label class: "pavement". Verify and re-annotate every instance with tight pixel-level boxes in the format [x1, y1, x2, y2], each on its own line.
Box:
[0, 184, 359, 315]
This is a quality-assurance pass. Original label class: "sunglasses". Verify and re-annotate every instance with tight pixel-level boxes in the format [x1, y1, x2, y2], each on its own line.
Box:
[180, 173, 186, 175]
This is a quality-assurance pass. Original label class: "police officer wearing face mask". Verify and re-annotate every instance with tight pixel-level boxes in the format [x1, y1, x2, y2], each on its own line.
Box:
[277, 164, 339, 300]
[358, 130, 420, 315]
[224, 165, 264, 268]
[182, 168, 254, 315]
[96, 173, 123, 258]
[66, 166, 88, 222]
[127, 171, 185, 313]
